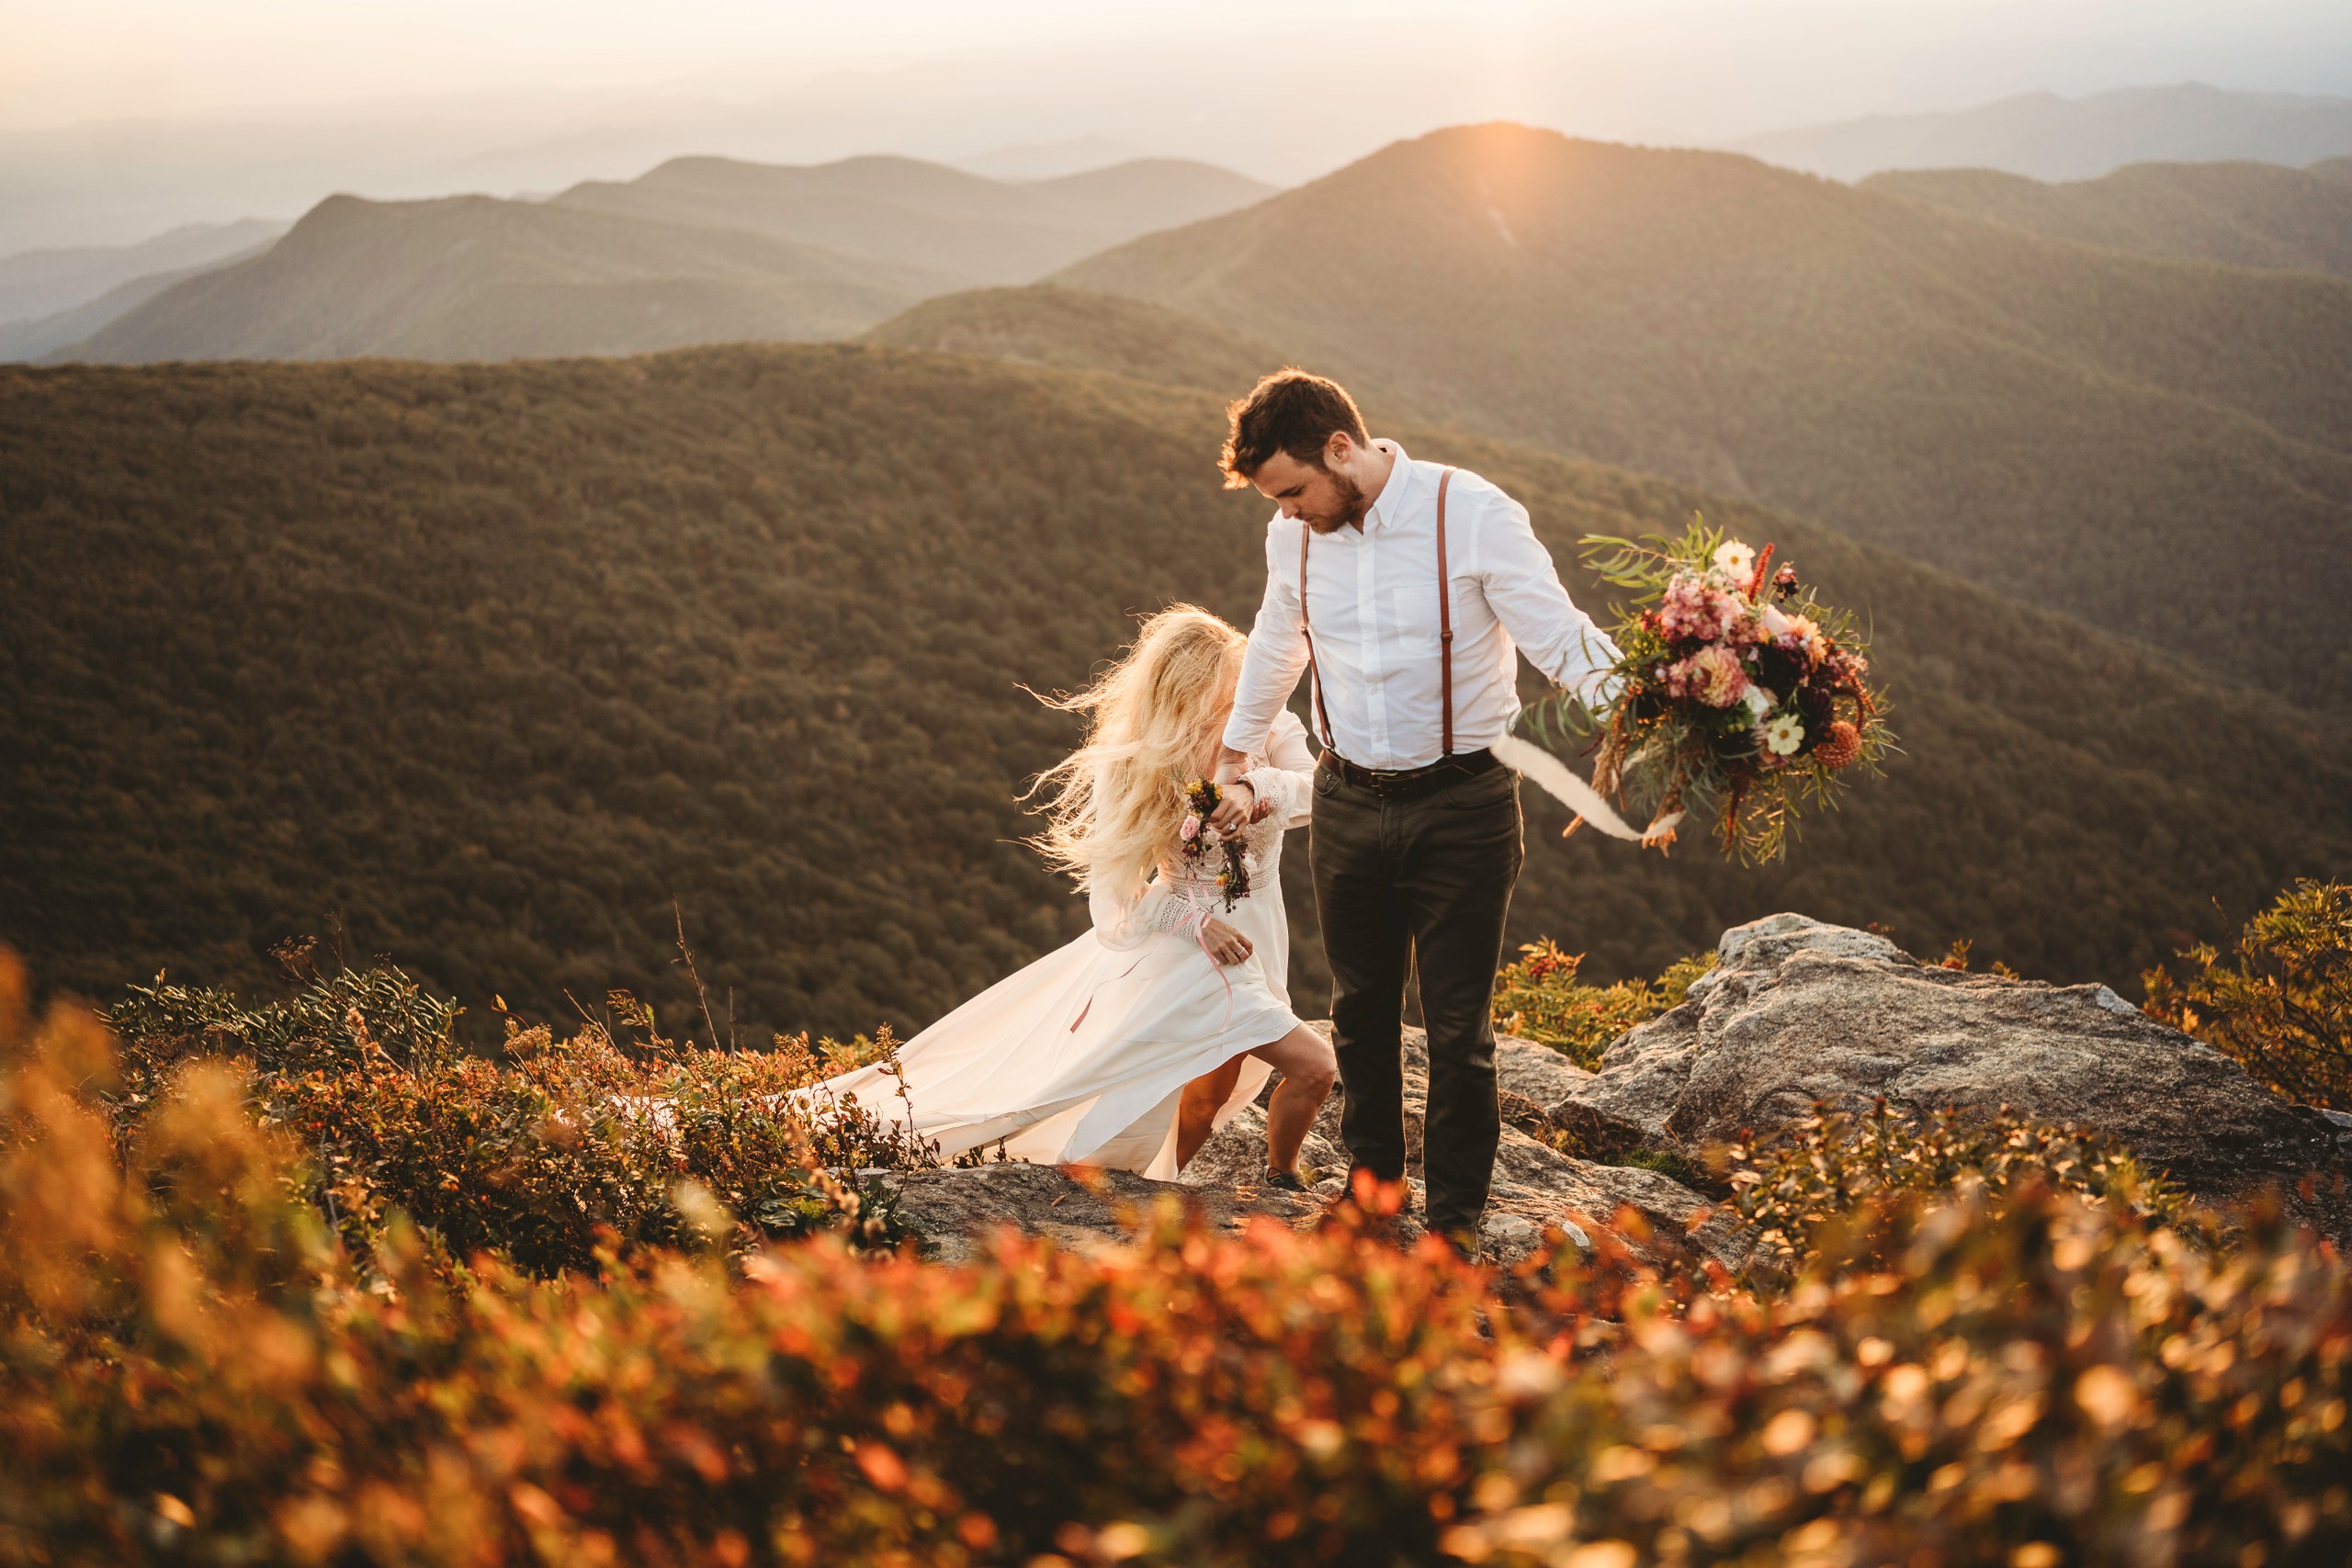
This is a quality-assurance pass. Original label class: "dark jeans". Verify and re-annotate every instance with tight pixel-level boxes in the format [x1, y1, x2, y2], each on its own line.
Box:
[1310, 756, 1524, 1240]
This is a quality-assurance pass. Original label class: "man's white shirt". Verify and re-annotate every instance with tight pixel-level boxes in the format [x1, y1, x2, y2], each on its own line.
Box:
[1222, 439, 1622, 772]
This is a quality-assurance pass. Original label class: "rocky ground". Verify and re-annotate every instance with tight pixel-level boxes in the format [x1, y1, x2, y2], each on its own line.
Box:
[869, 914, 2352, 1266]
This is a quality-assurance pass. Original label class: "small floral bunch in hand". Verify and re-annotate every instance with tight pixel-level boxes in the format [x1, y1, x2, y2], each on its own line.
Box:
[1178, 778, 1250, 910]
[1515, 518, 1892, 863]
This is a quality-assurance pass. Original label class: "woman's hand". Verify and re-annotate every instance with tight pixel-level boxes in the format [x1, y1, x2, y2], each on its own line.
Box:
[1206, 753, 1254, 831]
[1200, 917, 1254, 965]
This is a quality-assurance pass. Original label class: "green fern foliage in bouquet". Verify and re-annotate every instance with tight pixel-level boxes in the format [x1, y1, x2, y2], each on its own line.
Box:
[1512, 517, 1894, 863]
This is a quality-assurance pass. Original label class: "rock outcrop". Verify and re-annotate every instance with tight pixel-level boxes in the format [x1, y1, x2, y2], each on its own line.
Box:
[872, 1161, 1325, 1266]
[868, 911, 2348, 1264]
[881, 1025, 1747, 1271]
[1553, 912, 2349, 1236]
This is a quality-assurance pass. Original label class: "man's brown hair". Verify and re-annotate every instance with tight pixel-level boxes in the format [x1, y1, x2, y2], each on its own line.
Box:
[1219, 369, 1369, 488]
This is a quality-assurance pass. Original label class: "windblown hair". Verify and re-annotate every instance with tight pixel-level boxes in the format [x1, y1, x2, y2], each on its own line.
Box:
[1219, 368, 1369, 487]
[1027, 605, 1249, 901]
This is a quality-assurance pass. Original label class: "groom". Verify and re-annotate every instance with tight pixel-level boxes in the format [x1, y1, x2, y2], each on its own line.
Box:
[1209, 370, 1619, 1251]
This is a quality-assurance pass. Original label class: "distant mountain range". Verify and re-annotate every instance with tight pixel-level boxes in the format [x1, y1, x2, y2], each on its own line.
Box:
[32, 118, 2352, 718]
[952, 136, 1152, 181]
[1053, 123, 2352, 711]
[0, 218, 286, 324]
[63, 193, 953, 363]
[6, 347, 2345, 1033]
[54, 155, 1273, 364]
[0, 251, 274, 363]
[1733, 83, 2352, 183]
[1865, 158, 2352, 279]
[548, 154, 1272, 287]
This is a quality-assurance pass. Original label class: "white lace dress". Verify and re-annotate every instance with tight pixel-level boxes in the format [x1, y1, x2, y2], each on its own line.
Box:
[811, 711, 1317, 1179]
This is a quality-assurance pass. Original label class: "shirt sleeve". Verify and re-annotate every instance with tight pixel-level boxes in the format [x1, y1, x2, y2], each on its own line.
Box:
[1221, 517, 1314, 755]
[1243, 708, 1318, 829]
[1476, 485, 1623, 708]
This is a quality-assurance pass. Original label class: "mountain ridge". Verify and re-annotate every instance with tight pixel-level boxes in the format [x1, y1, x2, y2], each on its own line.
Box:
[1056, 123, 2352, 709]
[55, 153, 1276, 365]
[1733, 83, 2352, 182]
[551, 152, 1275, 284]
[1862, 159, 2352, 279]
[0, 239, 277, 362]
[0, 217, 287, 324]
[62, 191, 947, 363]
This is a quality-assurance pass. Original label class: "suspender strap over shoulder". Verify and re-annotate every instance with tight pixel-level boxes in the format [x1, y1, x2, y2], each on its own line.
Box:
[1298, 521, 1335, 749]
[1295, 464, 1458, 760]
[1435, 467, 1456, 758]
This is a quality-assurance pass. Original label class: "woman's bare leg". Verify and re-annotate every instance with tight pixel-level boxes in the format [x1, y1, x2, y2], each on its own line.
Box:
[1176, 1056, 1246, 1168]
[1249, 1023, 1339, 1176]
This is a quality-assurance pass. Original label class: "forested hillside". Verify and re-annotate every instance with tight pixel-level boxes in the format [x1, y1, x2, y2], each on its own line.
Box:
[5, 347, 2346, 1043]
[1059, 124, 2352, 711]
[864, 284, 1285, 393]
[1865, 159, 2352, 278]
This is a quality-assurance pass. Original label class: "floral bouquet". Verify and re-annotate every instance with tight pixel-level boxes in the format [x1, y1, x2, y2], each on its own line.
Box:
[1177, 778, 1250, 909]
[1496, 520, 1892, 863]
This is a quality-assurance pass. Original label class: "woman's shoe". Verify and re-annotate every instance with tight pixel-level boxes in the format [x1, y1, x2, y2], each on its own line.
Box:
[1262, 1166, 1308, 1192]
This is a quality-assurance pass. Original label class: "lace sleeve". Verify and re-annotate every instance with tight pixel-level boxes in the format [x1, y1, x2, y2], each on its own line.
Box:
[1242, 709, 1318, 830]
[1089, 875, 1206, 952]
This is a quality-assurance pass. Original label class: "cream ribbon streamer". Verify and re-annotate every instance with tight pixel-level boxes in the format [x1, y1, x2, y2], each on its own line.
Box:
[1490, 734, 1685, 846]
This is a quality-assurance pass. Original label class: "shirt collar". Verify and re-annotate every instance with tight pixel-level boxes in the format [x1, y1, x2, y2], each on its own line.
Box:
[1363, 438, 1414, 533]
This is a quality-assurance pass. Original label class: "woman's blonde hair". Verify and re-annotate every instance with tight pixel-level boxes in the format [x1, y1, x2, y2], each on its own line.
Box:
[1027, 604, 1249, 900]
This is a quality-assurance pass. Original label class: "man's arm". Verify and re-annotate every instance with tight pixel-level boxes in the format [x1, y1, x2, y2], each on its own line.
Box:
[1210, 522, 1310, 827]
[1478, 489, 1622, 708]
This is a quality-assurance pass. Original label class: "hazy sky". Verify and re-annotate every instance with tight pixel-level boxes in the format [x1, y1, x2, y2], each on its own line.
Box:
[5, 0, 2350, 250]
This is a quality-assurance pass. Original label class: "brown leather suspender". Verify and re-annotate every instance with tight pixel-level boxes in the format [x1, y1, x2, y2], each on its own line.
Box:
[1435, 467, 1456, 758]
[1297, 466, 1456, 760]
[1298, 518, 1335, 749]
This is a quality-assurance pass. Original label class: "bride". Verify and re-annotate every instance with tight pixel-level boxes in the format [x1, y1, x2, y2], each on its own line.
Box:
[812, 605, 1337, 1186]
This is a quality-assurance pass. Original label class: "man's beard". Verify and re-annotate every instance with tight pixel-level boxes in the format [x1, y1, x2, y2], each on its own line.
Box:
[1308, 470, 1369, 534]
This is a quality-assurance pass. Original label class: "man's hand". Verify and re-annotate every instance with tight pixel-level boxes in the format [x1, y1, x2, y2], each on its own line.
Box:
[1206, 745, 1254, 831]
[1200, 917, 1254, 965]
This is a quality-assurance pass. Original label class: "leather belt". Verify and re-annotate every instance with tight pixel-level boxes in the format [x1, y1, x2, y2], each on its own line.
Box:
[1320, 747, 1501, 800]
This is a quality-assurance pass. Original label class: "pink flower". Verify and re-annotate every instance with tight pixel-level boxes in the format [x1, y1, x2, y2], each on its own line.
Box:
[1688, 645, 1748, 707]
[1657, 577, 1705, 640]
[1179, 816, 1200, 842]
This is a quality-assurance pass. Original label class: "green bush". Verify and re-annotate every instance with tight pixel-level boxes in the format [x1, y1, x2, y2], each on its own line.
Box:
[2144, 879, 2352, 1109]
[7, 950, 2351, 1566]
[1491, 940, 1713, 1068]
[1722, 1100, 2195, 1286]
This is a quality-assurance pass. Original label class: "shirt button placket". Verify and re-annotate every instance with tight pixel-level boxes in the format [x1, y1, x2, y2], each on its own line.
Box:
[1360, 526, 1388, 765]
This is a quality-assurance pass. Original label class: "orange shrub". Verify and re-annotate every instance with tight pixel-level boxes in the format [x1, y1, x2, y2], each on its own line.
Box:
[6, 952, 2349, 1566]
[101, 961, 933, 1273]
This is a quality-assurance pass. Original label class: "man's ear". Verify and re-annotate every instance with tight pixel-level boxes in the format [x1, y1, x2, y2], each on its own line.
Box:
[1324, 430, 1356, 466]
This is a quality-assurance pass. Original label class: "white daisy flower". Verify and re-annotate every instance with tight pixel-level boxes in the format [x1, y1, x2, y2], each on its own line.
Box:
[1761, 711, 1805, 757]
[1712, 539, 1756, 581]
